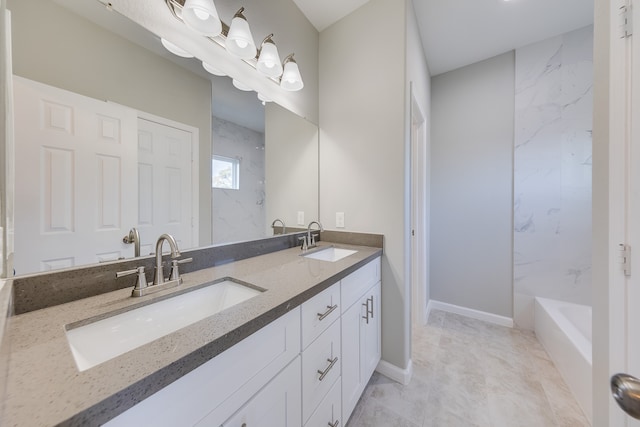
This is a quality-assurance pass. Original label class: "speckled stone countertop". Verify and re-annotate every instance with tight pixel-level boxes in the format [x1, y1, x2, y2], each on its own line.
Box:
[4, 242, 382, 427]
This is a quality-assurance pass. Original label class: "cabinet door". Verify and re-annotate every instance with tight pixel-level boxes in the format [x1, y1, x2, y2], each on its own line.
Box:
[362, 282, 381, 381]
[219, 357, 302, 427]
[341, 297, 366, 423]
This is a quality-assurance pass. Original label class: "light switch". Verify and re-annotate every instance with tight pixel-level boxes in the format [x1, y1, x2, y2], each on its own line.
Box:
[336, 212, 345, 228]
[297, 211, 305, 225]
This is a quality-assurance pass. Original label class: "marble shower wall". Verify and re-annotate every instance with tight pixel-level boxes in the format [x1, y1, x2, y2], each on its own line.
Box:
[513, 26, 593, 329]
[212, 116, 265, 244]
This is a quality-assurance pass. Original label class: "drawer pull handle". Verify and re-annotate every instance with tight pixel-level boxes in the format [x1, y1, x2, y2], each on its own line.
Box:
[328, 420, 340, 427]
[368, 296, 374, 318]
[362, 300, 369, 324]
[317, 304, 338, 321]
[317, 356, 338, 381]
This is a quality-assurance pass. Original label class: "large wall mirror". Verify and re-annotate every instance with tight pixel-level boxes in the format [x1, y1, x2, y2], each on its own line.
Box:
[7, 0, 319, 276]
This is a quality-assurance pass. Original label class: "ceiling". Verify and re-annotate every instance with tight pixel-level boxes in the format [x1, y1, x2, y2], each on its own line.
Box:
[295, 0, 594, 76]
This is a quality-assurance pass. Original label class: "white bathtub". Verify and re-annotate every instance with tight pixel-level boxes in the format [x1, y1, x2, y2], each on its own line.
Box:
[534, 297, 592, 424]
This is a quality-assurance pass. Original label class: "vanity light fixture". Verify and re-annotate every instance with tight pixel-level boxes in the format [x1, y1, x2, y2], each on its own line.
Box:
[232, 79, 253, 91]
[161, 38, 194, 58]
[182, 0, 222, 36]
[225, 8, 257, 60]
[202, 61, 226, 76]
[164, 0, 304, 91]
[256, 34, 284, 78]
[257, 93, 272, 105]
[280, 54, 304, 91]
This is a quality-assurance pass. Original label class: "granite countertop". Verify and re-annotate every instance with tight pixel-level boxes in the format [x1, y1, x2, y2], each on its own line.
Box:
[4, 242, 382, 427]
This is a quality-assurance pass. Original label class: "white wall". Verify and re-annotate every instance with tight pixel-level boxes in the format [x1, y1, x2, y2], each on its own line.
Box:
[319, 0, 409, 369]
[430, 52, 515, 318]
[513, 26, 593, 329]
[8, 0, 213, 245]
[406, 1, 431, 326]
[212, 117, 265, 244]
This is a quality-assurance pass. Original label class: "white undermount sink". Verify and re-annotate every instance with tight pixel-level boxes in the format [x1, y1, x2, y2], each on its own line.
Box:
[65, 278, 263, 372]
[303, 246, 358, 262]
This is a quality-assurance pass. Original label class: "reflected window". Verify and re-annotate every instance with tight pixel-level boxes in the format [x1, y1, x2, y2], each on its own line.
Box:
[212, 156, 239, 190]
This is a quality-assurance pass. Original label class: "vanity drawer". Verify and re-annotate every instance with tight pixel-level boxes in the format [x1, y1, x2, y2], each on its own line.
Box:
[304, 377, 341, 427]
[301, 281, 340, 349]
[302, 319, 341, 423]
[341, 257, 380, 312]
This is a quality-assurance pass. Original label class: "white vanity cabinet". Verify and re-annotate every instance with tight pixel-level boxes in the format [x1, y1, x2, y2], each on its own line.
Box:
[104, 256, 382, 427]
[340, 258, 382, 423]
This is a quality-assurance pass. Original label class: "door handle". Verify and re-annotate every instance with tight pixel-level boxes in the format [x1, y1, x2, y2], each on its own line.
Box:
[611, 373, 640, 419]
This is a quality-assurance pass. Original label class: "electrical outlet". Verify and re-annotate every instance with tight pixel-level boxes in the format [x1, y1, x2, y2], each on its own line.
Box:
[336, 212, 345, 228]
[297, 211, 305, 225]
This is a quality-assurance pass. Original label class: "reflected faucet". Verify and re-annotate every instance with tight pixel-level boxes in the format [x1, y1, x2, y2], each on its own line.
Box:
[271, 218, 287, 235]
[122, 227, 141, 257]
[307, 221, 323, 249]
[153, 233, 181, 286]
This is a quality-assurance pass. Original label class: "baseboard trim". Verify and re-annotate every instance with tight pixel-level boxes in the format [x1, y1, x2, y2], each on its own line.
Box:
[427, 300, 514, 328]
[376, 358, 413, 385]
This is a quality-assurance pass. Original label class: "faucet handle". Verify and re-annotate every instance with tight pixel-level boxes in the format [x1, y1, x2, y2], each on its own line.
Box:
[116, 266, 148, 296]
[169, 257, 193, 283]
[298, 236, 308, 251]
[311, 233, 320, 246]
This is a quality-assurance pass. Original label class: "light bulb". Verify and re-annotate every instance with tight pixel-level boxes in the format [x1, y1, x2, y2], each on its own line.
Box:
[235, 39, 248, 49]
[193, 8, 209, 20]
[265, 61, 274, 68]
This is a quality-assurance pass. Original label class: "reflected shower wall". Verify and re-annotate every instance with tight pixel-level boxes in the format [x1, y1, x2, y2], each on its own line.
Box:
[212, 116, 265, 244]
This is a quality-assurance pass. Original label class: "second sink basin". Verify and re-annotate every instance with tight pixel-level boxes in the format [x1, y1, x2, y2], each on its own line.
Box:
[303, 246, 358, 262]
[65, 278, 263, 372]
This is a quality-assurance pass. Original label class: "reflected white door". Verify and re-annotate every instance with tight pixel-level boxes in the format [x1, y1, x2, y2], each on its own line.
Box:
[13, 76, 138, 274]
[136, 117, 195, 256]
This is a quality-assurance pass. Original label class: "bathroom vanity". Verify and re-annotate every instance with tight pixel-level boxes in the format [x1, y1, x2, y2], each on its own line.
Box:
[2, 238, 382, 427]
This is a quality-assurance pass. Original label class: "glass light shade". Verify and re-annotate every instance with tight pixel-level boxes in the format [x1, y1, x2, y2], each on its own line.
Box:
[202, 62, 226, 76]
[225, 16, 257, 59]
[281, 60, 304, 91]
[257, 41, 283, 78]
[232, 79, 253, 92]
[182, 0, 222, 36]
[257, 93, 271, 104]
[160, 38, 194, 58]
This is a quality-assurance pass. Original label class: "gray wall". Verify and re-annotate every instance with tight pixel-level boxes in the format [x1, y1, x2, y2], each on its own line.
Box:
[430, 52, 514, 318]
[8, 0, 213, 246]
[265, 102, 319, 231]
[320, 0, 409, 370]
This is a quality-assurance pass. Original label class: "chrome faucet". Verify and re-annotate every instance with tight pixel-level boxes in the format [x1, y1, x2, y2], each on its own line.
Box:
[153, 233, 181, 286]
[117, 233, 192, 297]
[271, 218, 287, 235]
[307, 221, 323, 249]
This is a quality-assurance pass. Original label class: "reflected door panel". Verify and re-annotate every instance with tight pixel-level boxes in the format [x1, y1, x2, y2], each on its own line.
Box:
[136, 118, 195, 256]
[13, 76, 138, 274]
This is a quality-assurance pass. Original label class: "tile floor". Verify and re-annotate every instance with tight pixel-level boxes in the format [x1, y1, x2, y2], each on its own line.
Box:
[345, 309, 590, 427]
